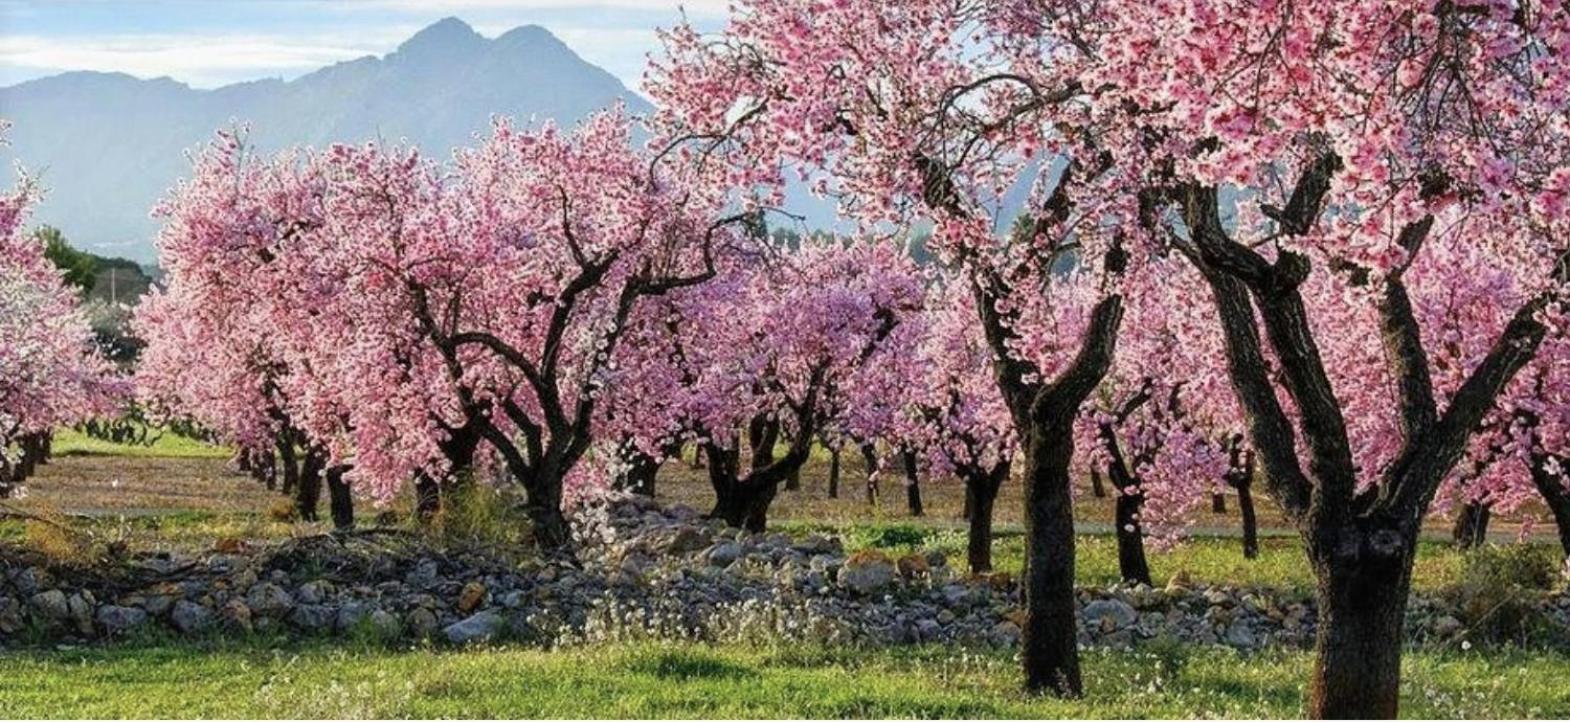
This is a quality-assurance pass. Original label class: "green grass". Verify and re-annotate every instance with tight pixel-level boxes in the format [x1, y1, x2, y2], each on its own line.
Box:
[50, 427, 230, 460]
[0, 640, 1564, 718]
[777, 520, 1475, 597]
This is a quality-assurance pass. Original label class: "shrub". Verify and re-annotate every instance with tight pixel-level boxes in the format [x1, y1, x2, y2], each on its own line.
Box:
[1444, 543, 1562, 646]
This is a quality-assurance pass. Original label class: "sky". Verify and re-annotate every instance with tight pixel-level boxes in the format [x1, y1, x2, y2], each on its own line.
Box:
[0, 0, 729, 91]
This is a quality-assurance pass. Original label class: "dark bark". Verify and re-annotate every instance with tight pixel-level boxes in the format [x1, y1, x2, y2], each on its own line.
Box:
[1529, 458, 1570, 558]
[277, 438, 299, 496]
[1019, 295, 1123, 697]
[785, 465, 801, 492]
[861, 443, 878, 505]
[1235, 475, 1260, 560]
[1175, 167, 1561, 717]
[1089, 467, 1107, 498]
[294, 448, 325, 522]
[1450, 501, 1491, 549]
[326, 466, 354, 531]
[827, 446, 841, 499]
[1211, 493, 1227, 514]
[1094, 397, 1153, 586]
[963, 461, 1008, 574]
[1226, 445, 1259, 560]
[413, 473, 442, 523]
[1308, 526, 1415, 719]
[900, 447, 924, 517]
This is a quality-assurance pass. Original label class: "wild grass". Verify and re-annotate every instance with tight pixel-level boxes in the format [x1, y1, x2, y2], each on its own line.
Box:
[0, 639, 1564, 718]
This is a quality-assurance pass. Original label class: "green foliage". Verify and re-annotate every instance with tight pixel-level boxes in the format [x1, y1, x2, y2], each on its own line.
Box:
[37, 225, 97, 293]
[1445, 543, 1564, 646]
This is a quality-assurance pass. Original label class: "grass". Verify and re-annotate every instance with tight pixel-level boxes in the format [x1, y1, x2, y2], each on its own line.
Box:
[0, 639, 1564, 718]
[776, 519, 1478, 597]
[49, 427, 231, 460]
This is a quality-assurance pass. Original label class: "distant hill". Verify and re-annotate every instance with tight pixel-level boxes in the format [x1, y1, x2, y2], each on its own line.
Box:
[0, 18, 654, 263]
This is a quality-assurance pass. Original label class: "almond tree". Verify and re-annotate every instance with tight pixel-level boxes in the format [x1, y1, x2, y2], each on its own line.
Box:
[0, 126, 122, 496]
[649, 1, 1138, 695]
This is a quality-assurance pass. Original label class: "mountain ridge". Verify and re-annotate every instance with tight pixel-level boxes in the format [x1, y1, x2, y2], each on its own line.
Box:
[0, 18, 654, 262]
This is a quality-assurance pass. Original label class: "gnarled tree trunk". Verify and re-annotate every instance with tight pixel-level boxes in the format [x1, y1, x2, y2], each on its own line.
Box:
[827, 446, 841, 499]
[1308, 524, 1415, 719]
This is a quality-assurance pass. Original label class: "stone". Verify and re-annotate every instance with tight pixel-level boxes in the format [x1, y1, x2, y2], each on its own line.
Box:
[406, 559, 440, 588]
[297, 580, 331, 605]
[840, 552, 898, 595]
[895, 554, 930, 578]
[0, 596, 22, 634]
[457, 581, 487, 613]
[171, 601, 213, 634]
[288, 604, 335, 632]
[1224, 622, 1258, 649]
[1083, 599, 1138, 630]
[141, 594, 176, 618]
[220, 600, 253, 632]
[991, 620, 1022, 645]
[367, 609, 402, 638]
[29, 589, 69, 620]
[444, 611, 505, 645]
[406, 608, 439, 637]
[67, 593, 95, 635]
[662, 526, 710, 555]
[95, 605, 148, 634]
[705, 542, 743, 567]
[924, 550, 948, 568]
[246, 583, 295, 617]
[1433, 615, 1464, 638]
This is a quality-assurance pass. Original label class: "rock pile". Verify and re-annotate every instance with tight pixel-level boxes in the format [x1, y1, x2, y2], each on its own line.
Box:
[2, 494, 1566, 651]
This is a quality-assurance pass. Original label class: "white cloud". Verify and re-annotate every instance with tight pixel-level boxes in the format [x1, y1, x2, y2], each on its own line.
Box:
[0, 29, 417, 86]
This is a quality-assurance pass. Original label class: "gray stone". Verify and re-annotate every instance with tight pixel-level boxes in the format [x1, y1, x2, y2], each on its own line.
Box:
[289, 604, 335, 631]
[367, 609, 401, 638]
[406, 608, 439, 637]
[1083, 599, 1138, 630]
[95, 605, 148, 634]
[171, 601, 213, 634]
[1224, 622, 1258, 649]
[406, 559, 440, 588]
[705, 542, 743, 567]
[840, 556, 897, 596]
[297, 580, 331, 605]
[0, 595, 21, 634]
[246, 583, 295, 617]
[29, 589, 69, 620]
[444, 611, 505, 645]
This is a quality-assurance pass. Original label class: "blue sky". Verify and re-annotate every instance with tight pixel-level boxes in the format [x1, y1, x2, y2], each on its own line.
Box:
[0, 1, 727, 90]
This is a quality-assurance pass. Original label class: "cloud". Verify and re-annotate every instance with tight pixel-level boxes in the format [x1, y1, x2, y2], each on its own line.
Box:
[0, 31, 413, 86]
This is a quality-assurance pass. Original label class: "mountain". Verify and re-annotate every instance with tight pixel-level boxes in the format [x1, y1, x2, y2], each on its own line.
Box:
[0, 18, 654, 263]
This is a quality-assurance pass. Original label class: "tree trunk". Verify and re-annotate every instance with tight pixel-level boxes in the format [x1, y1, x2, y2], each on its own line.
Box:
[294, 449, 325, 522]
[900, 447, 924, 517]
[1020, 422, 1083, 697]
[785, 465, 801, 491]
[964, 462, 1007, 574]
[277, 439, 298, 495]
[1236, 475, 1260, 560]
[1113, 485, 1152, 586]
[1450, 501, 1491, 549]
[1307, 528, 1414, 719]
[326, 466, 354, 531]
[827, 446, 841, 499]
[861, 443, 878, 506]
[1211, 492, 1227, 514]
[1089, 467, 1107, 498]
[414, 473, 441, 523]
[707, 442, 777, 532]
[1530, 460, 1570, 557]
[618, 447, 659, 497]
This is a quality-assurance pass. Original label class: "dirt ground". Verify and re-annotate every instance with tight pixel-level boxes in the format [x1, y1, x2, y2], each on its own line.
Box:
[10, 444, 1545, 542]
